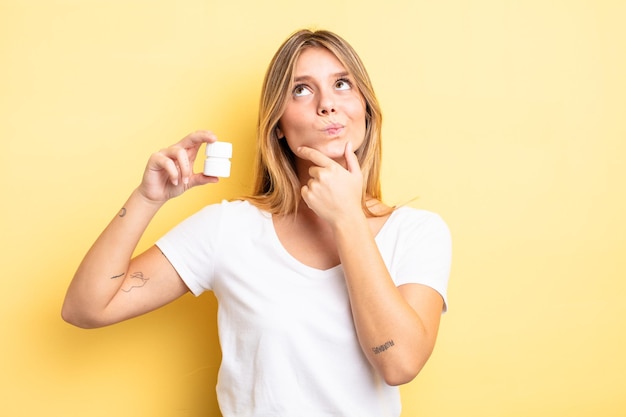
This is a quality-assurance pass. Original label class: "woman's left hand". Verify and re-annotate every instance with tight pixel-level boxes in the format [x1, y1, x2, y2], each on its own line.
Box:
[295, 141, 364, 226]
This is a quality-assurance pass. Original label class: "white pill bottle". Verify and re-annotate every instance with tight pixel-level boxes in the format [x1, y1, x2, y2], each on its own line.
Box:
[203, 141, 232, 177]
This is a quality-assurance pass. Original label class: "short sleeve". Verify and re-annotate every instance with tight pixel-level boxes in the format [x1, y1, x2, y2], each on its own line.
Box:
[379, 209, 452, 312]
[155, 203, 225, 296]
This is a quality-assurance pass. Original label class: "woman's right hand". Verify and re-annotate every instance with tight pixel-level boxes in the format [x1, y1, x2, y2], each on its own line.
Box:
[62, 131, 219, 328]
[138, 130, 220, 204]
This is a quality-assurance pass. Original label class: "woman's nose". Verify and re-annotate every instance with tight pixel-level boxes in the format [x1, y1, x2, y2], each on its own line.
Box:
[317, 91, 336, 116]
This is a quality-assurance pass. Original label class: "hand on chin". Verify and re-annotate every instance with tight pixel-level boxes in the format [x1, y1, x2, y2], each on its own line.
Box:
[313, 140, 349, 161]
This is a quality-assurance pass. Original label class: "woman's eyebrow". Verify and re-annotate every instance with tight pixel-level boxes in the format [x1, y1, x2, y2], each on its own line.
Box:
[293, 71, 350, 83]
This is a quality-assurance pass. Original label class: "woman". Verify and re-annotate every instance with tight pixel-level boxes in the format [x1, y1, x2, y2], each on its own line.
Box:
[62, 29, 451, 416]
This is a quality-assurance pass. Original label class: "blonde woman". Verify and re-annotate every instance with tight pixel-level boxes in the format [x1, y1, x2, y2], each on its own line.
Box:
[62, 29, 451, 416]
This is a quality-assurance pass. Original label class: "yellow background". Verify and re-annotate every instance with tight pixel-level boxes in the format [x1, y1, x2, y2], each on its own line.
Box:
[1, 1, 624, 416]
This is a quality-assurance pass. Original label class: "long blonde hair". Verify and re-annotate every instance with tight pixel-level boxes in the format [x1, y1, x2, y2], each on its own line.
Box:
[246, 29, 385, 216]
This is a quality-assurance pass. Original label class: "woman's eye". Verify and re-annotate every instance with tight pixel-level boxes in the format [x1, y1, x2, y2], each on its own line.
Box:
[335, 79, 352, 90]
[293, 85, 312, 97]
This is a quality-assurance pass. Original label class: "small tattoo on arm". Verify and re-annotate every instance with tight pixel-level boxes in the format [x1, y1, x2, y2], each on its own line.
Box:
[372, 340, 395, 355]
[110, 273, 125, 279]
[121, 271, 150, 293]
[118, 207, 127, 217]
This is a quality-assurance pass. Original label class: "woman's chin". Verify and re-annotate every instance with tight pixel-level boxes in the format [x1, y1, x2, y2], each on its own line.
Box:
[318, 141, 348, 159]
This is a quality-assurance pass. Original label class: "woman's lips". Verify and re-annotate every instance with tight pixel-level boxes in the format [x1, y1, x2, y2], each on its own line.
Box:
[323, 124, 344, 136]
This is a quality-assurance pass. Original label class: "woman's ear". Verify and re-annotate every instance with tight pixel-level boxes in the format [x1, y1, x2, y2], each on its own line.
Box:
[275, 125, 284, 139]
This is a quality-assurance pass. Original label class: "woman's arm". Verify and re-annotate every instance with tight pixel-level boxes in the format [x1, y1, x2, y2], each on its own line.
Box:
[331, 215, 444, 385]
[61, 131, 219, 328]
[296, 143, 447, 385]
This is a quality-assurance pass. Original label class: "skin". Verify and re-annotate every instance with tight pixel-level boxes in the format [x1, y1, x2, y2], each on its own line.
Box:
[61, 47, 444, 387]
[277, 47, 367, 167]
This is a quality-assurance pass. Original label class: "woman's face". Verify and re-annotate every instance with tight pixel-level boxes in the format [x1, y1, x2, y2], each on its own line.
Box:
[277, 47, 366, 167]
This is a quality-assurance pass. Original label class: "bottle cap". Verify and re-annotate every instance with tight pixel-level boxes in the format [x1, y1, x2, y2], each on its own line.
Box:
[205, 141, 233, 158]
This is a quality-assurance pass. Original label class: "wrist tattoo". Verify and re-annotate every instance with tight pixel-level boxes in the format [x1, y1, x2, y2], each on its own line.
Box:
[372, 340, 395, 355]
[121, 271, 150, 293]
[110, 273, 125, 279]
[118, 207, 127, 217]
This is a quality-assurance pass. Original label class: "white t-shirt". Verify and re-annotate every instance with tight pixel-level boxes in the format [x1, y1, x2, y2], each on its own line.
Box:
[156, 200, 451, 417]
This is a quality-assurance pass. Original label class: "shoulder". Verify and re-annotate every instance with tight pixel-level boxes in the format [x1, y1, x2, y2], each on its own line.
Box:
[218, 199, 269, 223]
[196, 200, 272, 239]
[193, 199, 268, 221]
[378, 206, 452, 258]
[376, 207, 451, 257]
[387, 206, 450, 237]
[162, 200, 267, 239]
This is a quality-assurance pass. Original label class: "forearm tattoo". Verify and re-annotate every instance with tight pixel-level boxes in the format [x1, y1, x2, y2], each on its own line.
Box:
[372, 340, 395, 355]
[120, 272, 150, 293]
[118, 207, 127, 217]
[110, 273, 125, 279]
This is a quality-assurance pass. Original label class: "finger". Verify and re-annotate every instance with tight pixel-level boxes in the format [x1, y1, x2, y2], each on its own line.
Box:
[344, 141, 360, 173]
[189, 171, 220, 187]
[158, 146, 192, 185]
[300, 184, 312, 207]
[307, 165, 323, 180]
[178, 130, 218, 149]
[150, 152, 182, 186]
[175, 146, 192, 185]
[296, 146, 333, 168]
